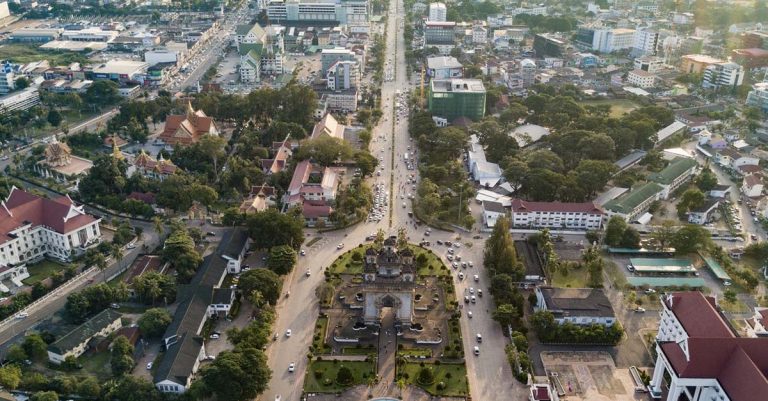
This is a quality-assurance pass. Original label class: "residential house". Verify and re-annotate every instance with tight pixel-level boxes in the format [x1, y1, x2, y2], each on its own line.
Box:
[482, 200, 506, 228]
[509, 199, 604, 230]
[709, 184, 732, 198]
[744, 307, 768, 338]
[47, 309, 122, 364]
[238, 184, 276, 215]
[742, 173, 764, 198]
[0, 187, 101, 268]
[715, 148, 759, 170]
[534, 287, 616, 326]
[687, 198, 719, 225]
[311, 113, 345, 140]
[158, 102, 218, 147]
[426, 56, 463, 79]
[261, 138, 292, 174]
[603, 182, 664, 222]
[737, 164, 762, 177]
[648, 157, 699, 199]
[648, 292, 768, 401]
[285, 160, 338, 226]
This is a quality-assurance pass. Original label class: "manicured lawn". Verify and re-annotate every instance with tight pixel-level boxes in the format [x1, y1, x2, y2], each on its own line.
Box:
[398, 347, 432, 358]
[551, 266, 590, 288]
[342, 346, 377, 355]
[303, 360, 375, 393]
[582, 98, 641, 118]
[329, 246, 365, 274]
[329, 244, 449, 277]
[312, 316, 332, 354]
[23, 260, 67, 285]
[401, 362, 469, 397]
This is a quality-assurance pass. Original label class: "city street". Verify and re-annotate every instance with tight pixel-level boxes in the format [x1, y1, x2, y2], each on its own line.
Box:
[260, 0, 524, 398]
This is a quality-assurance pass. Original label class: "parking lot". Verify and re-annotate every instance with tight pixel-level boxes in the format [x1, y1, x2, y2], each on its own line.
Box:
[541, 351, 649, 401]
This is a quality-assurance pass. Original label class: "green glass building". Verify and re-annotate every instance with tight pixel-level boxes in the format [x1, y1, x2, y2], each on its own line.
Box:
[428, 79, 487, 122]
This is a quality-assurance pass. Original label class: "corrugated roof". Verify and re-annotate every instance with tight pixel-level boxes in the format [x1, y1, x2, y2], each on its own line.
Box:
[603, 182, 663, 214]
[48, 309, 122, 354]
[649, 157, 698, 185]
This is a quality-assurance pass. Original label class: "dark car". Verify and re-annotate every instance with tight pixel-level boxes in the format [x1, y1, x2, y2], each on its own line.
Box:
[206, 231, 216, 236]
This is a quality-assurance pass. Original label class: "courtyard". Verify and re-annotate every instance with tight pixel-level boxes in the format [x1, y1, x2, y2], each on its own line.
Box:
[541, 351, 651, 401]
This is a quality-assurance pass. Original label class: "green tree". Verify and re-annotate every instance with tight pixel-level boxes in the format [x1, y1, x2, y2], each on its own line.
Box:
[138, 308, 172, 338]
[84, 80, 121, 106]
[162, 226, 203, 282]
[604, 216, 627, 247]
[620, 227, 641, 249]
[238, 268, 282, 305]
[14, 76, 29, 90]
[110, 336, 135, 377]
[100, 376, 163, 401]
[416, 366, 434, 385]
[483, 217, 522, 279]
[23, 333, 48, 362]
[295, 135, 355, 166]
[695, 168, 718, 191]
[132, 271, 176, 305]
[336, 365, 354, 385]
[267, 245, 298, 275]
[671, 224, 711, 253]
[677, 188, 706, 218]
[723, 288, 737, 303]
[47, 109, 63, 127]
[651, 220, 678, 249]
[6, 344, 27, 363]
[30, 391, 59, 401]
[200, 347, 271, 401]
[492, 304, 520, 329]
[246, 209, 304, 249]
[0, 364, 21, 390]
[353, 151, 378, 177]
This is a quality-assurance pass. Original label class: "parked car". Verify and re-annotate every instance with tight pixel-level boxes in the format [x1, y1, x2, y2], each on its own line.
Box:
[288, 362, 295, 372]
[473, 346, 480, 355]
[147, 362, 153, 370]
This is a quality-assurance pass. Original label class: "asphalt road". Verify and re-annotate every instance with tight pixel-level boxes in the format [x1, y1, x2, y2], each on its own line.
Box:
[261, 0, 526, 399]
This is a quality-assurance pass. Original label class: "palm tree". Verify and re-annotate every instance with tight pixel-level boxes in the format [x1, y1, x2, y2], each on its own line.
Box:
[94, 253, 107, 282]
[396, 378, 407, 397]
[152, 216, 164, 238]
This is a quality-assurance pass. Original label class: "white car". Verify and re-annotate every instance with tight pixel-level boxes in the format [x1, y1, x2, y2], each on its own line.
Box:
[473, 346, 480, 355]
[286, 329, 292, 337]
[15, 312, 28, 319]
[306, 269, 311, 276]
[337, 243, 344, 249]
[288, 362, 295, 372]
[147, 362, 153, 369]
[467, 311, 473, 318]
[275, 396, 282, 401]
[473, 275, 479, 282]
[210, 334, 220, 339]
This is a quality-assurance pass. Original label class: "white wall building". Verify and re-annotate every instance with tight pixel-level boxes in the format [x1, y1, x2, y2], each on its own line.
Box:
[326, 59, 358, 91]
[633, 56, 664, 73]
[592, 28, 635, 53]
[428, 2, 447, 22]
[627, 69, 656, 88]
[509, 199, 604, 230]
[482, 201, 505, 228]
[632, 29, 659, 55]
[702, 62, 745, 90]
[534, 287, 616, 326]
[648, 292, 768, 401]
[520, 58, 536, 87]
[0, 187, 101, 267]
[0, 87, 40, 113]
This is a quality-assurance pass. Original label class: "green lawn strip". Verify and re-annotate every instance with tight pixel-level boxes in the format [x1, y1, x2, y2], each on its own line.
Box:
[401, 362, 469, 397]
[581, 99, 641, 118]
[312, 316, 332, 354]
[442, 318, 464, 359]
[341, 345, 377, 355]
[23, 260, 67, 285]
[411, 246, 449, 277]
[398, 347, 432, 358]
[331, 244, 448, 277]
[329, 246, 365, 274]
[306, 237, 323, 247]
[551, 267, 590, 288]
[304, 360, 375, 393]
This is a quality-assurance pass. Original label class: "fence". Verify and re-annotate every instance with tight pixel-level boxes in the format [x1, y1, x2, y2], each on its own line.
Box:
[0, 265, 98, 331]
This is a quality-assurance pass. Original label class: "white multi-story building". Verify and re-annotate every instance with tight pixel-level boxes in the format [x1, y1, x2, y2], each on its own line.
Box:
[266, 0, 369, 32]
[0, 61, 16, 94]
[649, 292, 768, 401]
[746, 81, 768, 113]
[592, 28, 635, 53]
[238, 23, 285, 83]
[520, 58, 536, 87]
[633, 56, 664, 73]
[326, 60, 358, 90]
[0, 187, 101, 267]
[471, 25, 487, 45]
[702, 62, 745, 90]
[632, 29, 659, 55]
[627, 69, 656, 88]
[0, 87, 41, 114]
[428, 2, 446, 22]
[510, 199, 604, 230]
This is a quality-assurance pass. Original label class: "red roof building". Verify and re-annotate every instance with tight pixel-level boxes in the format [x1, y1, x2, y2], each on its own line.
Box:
[129, 150, 177, 180]
[158, 102, 219, 147]
[650, 292, 768, 401]
[0, 187, 101, 266]
[509, 199, 604, 230]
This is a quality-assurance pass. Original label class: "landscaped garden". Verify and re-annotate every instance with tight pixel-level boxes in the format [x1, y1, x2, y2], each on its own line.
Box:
[303, 360, 376, 393]
[329, 243, 448, 277]
[311, 315, 332, 354]
[23, 259, 67, 285]
[400, 361, 469, 397]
